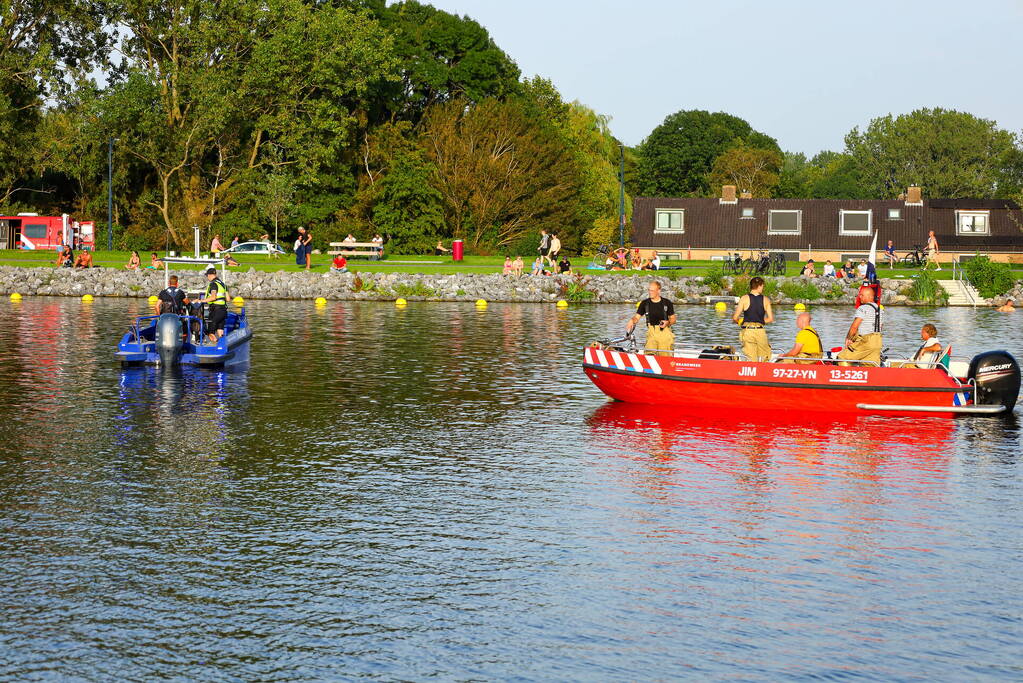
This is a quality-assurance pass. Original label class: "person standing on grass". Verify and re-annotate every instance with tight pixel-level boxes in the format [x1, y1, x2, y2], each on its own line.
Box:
[538, 229, 552, 267]
[925, 230, 942, 270]
[295, 227, 306, 266]
[210, 234, 224, 255]
[230, 236, 239, 249]
[548, 233, 561, 263]
[301, 227, 312, 270]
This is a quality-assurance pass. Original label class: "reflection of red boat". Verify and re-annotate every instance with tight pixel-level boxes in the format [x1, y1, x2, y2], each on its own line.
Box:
[583, 341, 1020, 418]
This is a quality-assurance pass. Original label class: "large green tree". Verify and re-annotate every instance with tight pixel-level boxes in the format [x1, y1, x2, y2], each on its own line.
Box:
[98, 0, 395, 245]
[637, 110, 779, 197]
[845, 108, 1022, 198]
[420, 97, 581, 249]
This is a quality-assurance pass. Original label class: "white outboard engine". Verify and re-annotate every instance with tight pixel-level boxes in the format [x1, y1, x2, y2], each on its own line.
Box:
[968, 351, 1021, 411]
[155, 313, 183, 366]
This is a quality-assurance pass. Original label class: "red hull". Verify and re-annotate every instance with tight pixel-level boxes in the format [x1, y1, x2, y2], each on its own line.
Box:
[583, 347, 971, 417]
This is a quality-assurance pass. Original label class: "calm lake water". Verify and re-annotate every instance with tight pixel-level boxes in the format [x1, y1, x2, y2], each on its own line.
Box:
[0, 297, 1021, 680]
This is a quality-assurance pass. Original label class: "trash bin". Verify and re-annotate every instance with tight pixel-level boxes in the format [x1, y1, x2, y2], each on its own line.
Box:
[452, 239, 464, 261]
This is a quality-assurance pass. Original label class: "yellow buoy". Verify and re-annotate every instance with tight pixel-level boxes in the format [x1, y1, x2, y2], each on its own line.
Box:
[475, 299, 487, 309]
[233, 296, 244, 305]
[395, 298, 407, 306]
[556, 299, 569, 308]
[82, 294, 94, 302]
[714, 301, 727, 311]
[314, 297, 327, 305]
[147, 295, 159, 304]
[794, 302, 806, 311]
[9, 293, 22, 301]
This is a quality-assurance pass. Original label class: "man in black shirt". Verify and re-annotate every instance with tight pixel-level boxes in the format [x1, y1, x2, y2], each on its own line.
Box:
[626, 280, 677, 355]
[557, 256, 571, 274]
[157, 275, 187, 315]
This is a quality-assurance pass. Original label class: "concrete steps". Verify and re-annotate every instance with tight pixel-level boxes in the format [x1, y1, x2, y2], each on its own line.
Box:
[938, 279, 988, 306]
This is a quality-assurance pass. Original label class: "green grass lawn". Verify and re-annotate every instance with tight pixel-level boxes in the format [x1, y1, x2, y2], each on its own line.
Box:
[2, 249, 1019, 280]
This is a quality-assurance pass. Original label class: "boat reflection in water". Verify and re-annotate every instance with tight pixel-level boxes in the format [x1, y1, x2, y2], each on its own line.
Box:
[116, 367, 249, 462]
[586, 402, 956, 506]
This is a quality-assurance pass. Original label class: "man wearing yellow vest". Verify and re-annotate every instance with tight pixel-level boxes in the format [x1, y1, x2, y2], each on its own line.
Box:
[777, 312, 823, 364]
[201, 266, 229, 344]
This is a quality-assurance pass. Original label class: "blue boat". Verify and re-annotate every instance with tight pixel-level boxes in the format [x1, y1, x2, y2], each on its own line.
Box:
[116, 307, 252, 368]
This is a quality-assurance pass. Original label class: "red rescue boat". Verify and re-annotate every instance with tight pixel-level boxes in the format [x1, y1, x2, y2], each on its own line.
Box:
[583, 336, 1020, 418]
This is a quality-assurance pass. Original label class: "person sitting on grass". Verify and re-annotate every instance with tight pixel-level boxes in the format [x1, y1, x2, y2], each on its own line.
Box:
[502, 256, 512, 275]
[331, 254, 348, 273]
[630, 249, 642, 270]
[74, 250, 93, 268]
[996, 297, 1015, 312]
[801, 259, 816, 278]
[822, 260, 836, 277]
[435, 241, 451, 256]
[530, 256, 544, 276]
[842, 260, 856, 278]
[641, 251, 660, 271]
[149, 252, 163, 269]
[224, 254, 239, 267]
[125, 251, 141, 270]
[56, 245, 73, 268]
[558, 256, 572, 274]
[512, 255, 524, 277]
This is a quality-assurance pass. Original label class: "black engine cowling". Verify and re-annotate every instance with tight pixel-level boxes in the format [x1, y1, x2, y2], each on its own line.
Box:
[968, 351, 1021, 409]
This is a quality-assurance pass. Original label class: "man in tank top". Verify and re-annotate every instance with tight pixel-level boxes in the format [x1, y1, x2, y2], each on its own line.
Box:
[626, 280, 677, 355]
[838, 286, 883, 366]
[732, 276, 774, 361]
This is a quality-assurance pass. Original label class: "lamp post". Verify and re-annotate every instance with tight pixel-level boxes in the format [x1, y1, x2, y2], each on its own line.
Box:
[618, 143, 626, 249]
[107, 137, 115, 251]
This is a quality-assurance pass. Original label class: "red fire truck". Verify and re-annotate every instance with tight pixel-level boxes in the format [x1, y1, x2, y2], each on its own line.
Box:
[0, 213, 96, 251]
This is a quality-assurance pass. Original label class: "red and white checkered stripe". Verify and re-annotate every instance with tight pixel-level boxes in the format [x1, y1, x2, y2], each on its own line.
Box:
[584, 348, 662, 374]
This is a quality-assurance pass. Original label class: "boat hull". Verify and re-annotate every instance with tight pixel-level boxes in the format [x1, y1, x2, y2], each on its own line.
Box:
[117, 310, 252, 368]
[583, 347, 973, 417]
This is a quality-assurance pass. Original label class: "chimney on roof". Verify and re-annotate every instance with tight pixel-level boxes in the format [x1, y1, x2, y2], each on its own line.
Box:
[739, 191, 752, 199]
[906, 186, 922, 205]
[720, 185, 737, 204]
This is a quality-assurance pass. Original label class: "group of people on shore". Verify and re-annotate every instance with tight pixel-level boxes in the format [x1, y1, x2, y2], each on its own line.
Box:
[627, 277, 944, 368]
[606, 247, 660, 271]
[54, 244, 93, 269]
[800, 257, 873, 280]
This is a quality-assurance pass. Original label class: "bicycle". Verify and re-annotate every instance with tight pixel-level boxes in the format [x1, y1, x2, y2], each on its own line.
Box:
[723, 251, 743, 275]
[900, 244, 924, 268]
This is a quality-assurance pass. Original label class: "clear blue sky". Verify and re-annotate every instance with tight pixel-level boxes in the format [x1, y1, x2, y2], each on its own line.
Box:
[426, 0, 1023, 156]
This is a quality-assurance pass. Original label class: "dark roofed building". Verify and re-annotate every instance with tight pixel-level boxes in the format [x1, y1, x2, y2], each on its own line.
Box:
[632, 185, 1023, 263]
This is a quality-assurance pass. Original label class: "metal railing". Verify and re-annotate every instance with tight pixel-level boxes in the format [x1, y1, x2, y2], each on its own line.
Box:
[951, 258, 978, 306]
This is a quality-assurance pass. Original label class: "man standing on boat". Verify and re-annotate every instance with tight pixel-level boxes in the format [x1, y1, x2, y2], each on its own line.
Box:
[838, 286, 883, 366]
[626, 281, 676, 356]
[732, 276, 774, 361]
[201, 266, 229, 344]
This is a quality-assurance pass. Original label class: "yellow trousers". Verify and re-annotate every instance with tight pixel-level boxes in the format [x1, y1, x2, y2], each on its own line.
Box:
[838, 333, 882, 366]
[781, 352, 823, 365]
[645, 325, 675, 355]
[739, 327, 771, 362]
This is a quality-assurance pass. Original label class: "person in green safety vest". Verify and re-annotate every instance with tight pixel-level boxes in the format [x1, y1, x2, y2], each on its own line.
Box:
[201, 266, 229, 344]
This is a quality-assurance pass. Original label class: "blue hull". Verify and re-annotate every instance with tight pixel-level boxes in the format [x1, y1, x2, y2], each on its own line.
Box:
[117, 309, 252, 368]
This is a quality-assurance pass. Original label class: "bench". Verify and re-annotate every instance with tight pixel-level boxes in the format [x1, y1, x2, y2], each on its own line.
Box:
[328, 242, 384, 260]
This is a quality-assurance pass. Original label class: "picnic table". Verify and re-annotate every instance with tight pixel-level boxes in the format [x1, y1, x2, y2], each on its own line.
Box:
[328, 242, 384, 260]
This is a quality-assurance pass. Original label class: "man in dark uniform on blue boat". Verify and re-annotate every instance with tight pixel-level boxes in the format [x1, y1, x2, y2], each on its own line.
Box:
[201, 266, 229, 344]
[156, 275, 187, 315]
[626, 280, 676, 355]
[732, 276, 774, 361]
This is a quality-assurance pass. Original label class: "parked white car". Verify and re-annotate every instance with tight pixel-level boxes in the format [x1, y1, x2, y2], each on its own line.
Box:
[221, 241, 286, 256]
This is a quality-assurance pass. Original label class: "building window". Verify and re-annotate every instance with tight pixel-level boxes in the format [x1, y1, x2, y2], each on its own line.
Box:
[888, 208, 902, 220]
[741, 207, 755, 218]
[956, 210, 989, 234]
[23, 224, 48, 239]
[768, 210, 801, 234]
[655, 209, 683, 233]
[839, 210, 872, 235]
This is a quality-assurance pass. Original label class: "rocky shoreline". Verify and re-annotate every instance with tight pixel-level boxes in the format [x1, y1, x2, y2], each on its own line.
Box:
[0, 265, 1017, 306]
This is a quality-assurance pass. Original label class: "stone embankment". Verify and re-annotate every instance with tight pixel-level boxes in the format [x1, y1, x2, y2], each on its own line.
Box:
[0, 265, 1001, 306]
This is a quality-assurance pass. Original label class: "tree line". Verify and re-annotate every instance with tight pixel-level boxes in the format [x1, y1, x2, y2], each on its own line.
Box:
[2, 0, 1021, 254]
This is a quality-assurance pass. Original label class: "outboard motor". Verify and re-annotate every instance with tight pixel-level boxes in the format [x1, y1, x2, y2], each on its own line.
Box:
[968, 351, 1021, 410]
[155, 313, 183, 367]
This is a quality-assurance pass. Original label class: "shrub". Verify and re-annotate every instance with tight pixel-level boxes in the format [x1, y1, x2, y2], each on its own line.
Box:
[565, 281, 595, 301]
[393, 281, 437, 297]
[908, 270, 949, 305]
[729, 275, 750, 296]
[703, 264, 725, 292]
[779, 281, 822, 300]
[823, 282, 846, 300]
[963, 254, 1014, 298]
